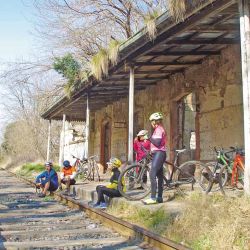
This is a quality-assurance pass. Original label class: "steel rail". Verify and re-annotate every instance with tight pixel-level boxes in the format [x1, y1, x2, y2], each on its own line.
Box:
[5, 169, 190, 250]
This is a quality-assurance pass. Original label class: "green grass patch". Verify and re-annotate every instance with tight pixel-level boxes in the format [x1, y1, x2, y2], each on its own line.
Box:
[107, 201, 172, 234]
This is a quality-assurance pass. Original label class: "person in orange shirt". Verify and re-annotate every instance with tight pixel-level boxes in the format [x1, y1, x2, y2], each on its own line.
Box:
[59, 160, 77, 195]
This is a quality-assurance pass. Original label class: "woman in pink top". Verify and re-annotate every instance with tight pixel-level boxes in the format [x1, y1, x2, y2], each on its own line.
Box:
[143, 112, 167, 205]
[133, 130, 151, 162]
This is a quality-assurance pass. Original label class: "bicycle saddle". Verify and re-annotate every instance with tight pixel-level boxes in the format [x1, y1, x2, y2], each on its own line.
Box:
[175, 149, 186, 153]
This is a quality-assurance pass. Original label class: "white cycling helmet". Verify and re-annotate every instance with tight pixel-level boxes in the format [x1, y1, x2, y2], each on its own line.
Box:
[137, 130, 148, 137]
[149, 112, 163, 121]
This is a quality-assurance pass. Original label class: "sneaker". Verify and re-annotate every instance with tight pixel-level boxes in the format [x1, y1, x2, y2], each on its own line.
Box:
[142, 198, 157, 205]
[99, 202, 108, 208]
[93, 203, 101, 208]
[157, 197, 163, 203]
[38, 193, 46, 198]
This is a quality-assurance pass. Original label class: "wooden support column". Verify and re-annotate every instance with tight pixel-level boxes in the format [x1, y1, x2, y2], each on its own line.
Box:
[128, 66, 135, 163]
[46, 120, 51, 161]
[59, 114, 66, 167]
[85, 94, 90, 159]
[239, 0, 250, 194]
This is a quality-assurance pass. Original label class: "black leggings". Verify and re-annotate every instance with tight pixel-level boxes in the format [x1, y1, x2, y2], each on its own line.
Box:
[96, 185, 121, 204]
[150, 151, 166, 199]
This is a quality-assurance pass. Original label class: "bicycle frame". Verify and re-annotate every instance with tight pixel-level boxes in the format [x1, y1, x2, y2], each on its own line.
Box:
[231, 151, 245, 186]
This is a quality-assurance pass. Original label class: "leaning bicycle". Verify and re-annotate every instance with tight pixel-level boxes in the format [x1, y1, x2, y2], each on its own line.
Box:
[117, 149, 206, 201]
[72, 155, 100, 182]
[200, 146, 245, 194]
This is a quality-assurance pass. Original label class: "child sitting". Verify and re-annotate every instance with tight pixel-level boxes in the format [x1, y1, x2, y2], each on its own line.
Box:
[93, 157, 125, 208]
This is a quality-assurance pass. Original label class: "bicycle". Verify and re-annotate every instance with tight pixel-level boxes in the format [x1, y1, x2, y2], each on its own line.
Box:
[72, 155, 101, 182]
[199, 147, 232, 193]
[200, 146, 245, 194]
[220, 147, 244, 190]
[117, 149, 206, 201]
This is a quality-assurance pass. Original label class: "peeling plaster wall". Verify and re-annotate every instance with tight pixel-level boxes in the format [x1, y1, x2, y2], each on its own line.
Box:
[90, 45, 244, 162]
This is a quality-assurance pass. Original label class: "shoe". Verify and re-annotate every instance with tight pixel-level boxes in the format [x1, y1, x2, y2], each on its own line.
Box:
[38, 193, 46, 198]
[142, 198, 157, 205]
[157, 197, 163, 203]
[62, 191, 69, 196]
[99, 202, 108, 208]
[93, 203, 101, 208]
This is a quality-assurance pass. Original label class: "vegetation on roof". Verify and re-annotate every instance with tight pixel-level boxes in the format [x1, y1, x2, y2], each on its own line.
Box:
[53, 53, 90, 97]
[144, 10, 161, 41]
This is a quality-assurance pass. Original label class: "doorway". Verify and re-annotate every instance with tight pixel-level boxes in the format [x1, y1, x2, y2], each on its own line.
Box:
[171, 92, 199, 162]
[100, 118, 111, 172]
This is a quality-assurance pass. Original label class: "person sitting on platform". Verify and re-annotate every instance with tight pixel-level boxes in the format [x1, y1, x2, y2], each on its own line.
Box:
[35, 162, 59, 198]
[93, 157, 125, 208]
[59, 160, 77, 195]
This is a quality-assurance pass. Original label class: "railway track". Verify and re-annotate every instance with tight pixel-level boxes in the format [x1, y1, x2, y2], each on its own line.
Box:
[0, 169, 189, 250]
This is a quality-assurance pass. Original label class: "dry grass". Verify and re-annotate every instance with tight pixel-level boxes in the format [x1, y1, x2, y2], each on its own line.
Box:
[107, 201, 172, 235]
[108, 40, 121, 66]
[168, 0, 212, 22]
[90, 48, 109, 80]
[144, 10, 160, 40]
[165, 192, 250, 250]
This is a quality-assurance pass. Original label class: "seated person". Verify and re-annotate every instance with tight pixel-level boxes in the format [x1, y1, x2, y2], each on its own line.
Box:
[94, 157, 125, 208]
[59, 160, 77, 195]
[35, 162, 59, 198]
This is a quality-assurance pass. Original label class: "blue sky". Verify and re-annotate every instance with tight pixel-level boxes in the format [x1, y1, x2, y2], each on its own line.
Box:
[0, 0, 34, 64]
[0, 1, 35, 138]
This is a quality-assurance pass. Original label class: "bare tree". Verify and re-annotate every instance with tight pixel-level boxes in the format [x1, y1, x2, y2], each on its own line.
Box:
[29, 0, 166, 68]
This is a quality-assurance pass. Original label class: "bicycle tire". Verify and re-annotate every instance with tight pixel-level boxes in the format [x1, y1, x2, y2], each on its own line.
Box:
[118, 163, 151, 201]
[200, 162, 228, 192]
[175, 160, 206, 191]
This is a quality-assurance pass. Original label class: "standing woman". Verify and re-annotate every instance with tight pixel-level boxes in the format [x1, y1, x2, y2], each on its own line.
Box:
[143, 112, 166, 205]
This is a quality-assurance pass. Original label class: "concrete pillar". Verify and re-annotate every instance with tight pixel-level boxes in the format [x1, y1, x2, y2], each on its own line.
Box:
[128, 66, 135, 163]
[85, 94, 90, 158]
[239, 0, 250, 194]
[46, 120, 51, 161]
[59, 114, 66, 167]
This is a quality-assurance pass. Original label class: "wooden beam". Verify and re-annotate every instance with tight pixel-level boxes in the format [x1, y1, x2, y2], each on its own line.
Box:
[134, 61, 201, 66]
[146, 50, 221, 56]
[107, 76, 167, 81]
[189, 24, 239, 32]
[167, 38, 239, 45]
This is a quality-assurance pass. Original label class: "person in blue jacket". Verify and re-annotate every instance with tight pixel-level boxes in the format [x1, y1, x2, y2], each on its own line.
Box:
[35, 161, 59, 197]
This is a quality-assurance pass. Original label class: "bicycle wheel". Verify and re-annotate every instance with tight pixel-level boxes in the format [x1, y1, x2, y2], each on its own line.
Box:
[118, 163, 151, 201]
[77, 162, 91, 182]
[237, 166, 244, 188]
[200, 162, 228, 192]
[175, 160, 206, 191]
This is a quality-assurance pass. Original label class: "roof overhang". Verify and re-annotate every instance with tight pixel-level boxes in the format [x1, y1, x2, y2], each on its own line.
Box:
[41, 0, 243, 121]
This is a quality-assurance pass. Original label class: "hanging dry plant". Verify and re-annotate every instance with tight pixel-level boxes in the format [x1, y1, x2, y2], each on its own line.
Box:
[90, 48, 109, 80]
[144, 10, 160, 41]
[108, 40, 121, 66]
[168, 0, 187, 22]
[168, 0, 209, 22]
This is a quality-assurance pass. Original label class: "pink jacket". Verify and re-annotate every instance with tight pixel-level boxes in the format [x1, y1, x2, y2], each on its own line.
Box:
[133, 139, 151, 162]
